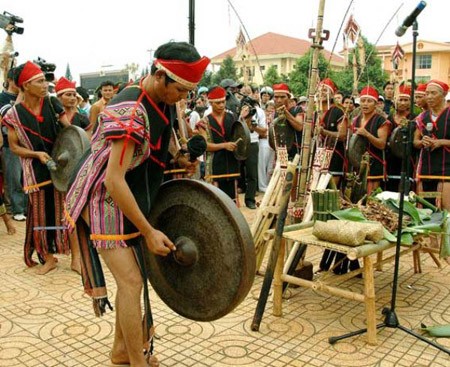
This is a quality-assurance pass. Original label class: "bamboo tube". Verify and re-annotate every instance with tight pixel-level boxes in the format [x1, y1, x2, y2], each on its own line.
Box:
[264, 221, 315, 237]
[364, 256, 377, 345]
[295, 0, 327, 217]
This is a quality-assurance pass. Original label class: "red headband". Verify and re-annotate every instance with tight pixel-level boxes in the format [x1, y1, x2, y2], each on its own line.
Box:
[415, 83, 427, 95]
[55, 77, 76, 95]
[360, 86, 379, 101]
[154, 56, 210, 89]
[320, 78, 337, 94]
[427, 80, 449, 94]
[398, 85, 411, 98]
[18, 61, 44, 87]
[272, 83, 290, 95]
[207, 86, 226, 102]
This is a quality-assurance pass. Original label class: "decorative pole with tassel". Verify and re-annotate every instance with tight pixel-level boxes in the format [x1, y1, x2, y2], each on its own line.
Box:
[295, 0, 328, 218]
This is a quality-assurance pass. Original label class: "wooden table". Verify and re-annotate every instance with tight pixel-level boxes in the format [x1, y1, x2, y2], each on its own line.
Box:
[272, 225, 421, 345]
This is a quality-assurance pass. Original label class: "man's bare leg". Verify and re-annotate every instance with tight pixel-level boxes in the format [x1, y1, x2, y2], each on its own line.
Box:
[68, 230, 81, 274]
[99, 247, 148, 367]
[110, 295, 130, 364]
[36, 253, 57, 275]
[1, 214, 16, 235]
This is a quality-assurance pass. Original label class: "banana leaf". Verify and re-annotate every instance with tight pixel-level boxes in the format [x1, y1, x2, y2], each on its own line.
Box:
[385, 199, 422, 225]
[331, 208, 367, 222]
[421, 322, 450, 337]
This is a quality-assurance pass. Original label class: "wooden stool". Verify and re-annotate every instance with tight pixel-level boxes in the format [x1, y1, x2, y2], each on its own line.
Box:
[272, 224, 421, 345]
[416, 190, 443, 269]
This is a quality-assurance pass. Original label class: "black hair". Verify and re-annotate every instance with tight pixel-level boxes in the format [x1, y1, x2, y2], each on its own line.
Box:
[383, 81, 394, 90]
[76, 86, 90, 101]
[12, 63, 27, 90]
[100, 80, 114, 89]
[150, 41, 201, 85]
[343, 95, 354, 103]
[7, 67, 15, 80]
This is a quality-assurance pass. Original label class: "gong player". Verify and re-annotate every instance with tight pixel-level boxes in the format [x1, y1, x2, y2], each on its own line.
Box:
[414, 80, 450, 211]
[3, 62, 72, 275]
[65, 42, 209, 367]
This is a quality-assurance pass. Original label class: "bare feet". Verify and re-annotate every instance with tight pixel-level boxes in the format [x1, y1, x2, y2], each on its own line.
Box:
[3, 215, 16, 235]
[71, 257, 82, 275]
[110, 350, 129, 365]
[147, 354, 159, 367]
[36, 257, 57, 275]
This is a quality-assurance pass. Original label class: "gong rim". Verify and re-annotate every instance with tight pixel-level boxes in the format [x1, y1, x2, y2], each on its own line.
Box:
[348, 134, 367, 170]
[146, 179, 256, 321]
[51, 126, 90, 192]
[231, 120, 251, 160]
[388, 126, 405, 159]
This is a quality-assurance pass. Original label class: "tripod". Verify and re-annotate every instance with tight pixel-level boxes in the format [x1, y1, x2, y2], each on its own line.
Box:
[328, 123, 450, 354]
[329, 19, 450, 350]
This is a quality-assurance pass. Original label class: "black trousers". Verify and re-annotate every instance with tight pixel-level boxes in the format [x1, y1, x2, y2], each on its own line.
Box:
[244, 142, 259, 204]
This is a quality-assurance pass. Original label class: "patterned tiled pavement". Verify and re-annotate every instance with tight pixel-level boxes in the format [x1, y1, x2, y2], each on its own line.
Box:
[1, 200, 450, 367]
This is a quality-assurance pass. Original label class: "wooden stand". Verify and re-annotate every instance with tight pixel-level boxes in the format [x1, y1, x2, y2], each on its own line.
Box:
[271, 225, 421, 345]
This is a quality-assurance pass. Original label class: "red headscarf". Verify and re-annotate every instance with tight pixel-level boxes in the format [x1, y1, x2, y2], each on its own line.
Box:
[55, 77, 76, 95]
[154, 56, 210, 89]
[207, 86, 226, 102]
[272, 83, 290, 95]
[17, 61, 44, 87]
[360, 86, 379, 101]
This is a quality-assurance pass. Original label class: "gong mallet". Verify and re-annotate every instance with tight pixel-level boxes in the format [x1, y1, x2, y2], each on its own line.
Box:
[251, 154, 300, 331]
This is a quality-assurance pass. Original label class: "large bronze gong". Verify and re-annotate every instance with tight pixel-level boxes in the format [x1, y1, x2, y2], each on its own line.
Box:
[50, 126, 90, 192]
[146, 179, 256, 321]
[388, 126, 406, 159]
[231, 120, 251, 160]
[348, 134, 367, 170]
[268, 114, 295, 151]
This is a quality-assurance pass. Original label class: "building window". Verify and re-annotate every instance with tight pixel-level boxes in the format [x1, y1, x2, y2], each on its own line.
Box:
[260, 65, 265, 72]
[417, 54, 432, 69]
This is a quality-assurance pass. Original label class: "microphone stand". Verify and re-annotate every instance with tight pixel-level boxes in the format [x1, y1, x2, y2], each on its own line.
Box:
[328, 21, 450, 355]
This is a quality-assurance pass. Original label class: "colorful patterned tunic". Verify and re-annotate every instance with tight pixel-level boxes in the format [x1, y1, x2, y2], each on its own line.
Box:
[65, 83, 173, 249]
[3, 96, 68, 266]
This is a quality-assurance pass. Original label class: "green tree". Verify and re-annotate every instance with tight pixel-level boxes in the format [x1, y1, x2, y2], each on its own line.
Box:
[211, 55, 238, 85]
[288, 49, 332, 97]
[65, 63, 73, 81]
[332, 36, 388, 95]
[199, 70, 213, 88]
[263, 65, 282, 86]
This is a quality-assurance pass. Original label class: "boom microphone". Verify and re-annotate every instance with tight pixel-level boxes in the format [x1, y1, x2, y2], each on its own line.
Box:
[395, 1, 427, 37]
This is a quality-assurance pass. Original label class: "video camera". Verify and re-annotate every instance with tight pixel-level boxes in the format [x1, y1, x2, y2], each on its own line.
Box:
[239, 95, 258, 118]
[34, 57, 56, 82]
[0, 11, 24, 35]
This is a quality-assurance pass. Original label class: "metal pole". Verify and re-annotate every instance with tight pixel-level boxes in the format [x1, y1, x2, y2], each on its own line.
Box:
[189, 0, 195, 45]
[409, 21, 418, 116]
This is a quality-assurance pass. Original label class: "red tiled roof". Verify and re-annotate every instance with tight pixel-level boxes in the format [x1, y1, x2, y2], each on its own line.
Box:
[212, 32, 343, 64]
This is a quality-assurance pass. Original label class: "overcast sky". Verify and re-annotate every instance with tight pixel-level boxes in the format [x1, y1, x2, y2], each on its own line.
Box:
[3, 0, 447, 83]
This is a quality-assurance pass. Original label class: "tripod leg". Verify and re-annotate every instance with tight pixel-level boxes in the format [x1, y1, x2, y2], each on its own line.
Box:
[329, 323, 385, 345]
[397, 325, 450, 355]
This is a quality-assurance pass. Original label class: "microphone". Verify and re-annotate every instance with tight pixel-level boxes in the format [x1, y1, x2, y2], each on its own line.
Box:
[423, 122, 433, 150]
[395, 1, 427, 37]
[8, 51, 19, 57]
